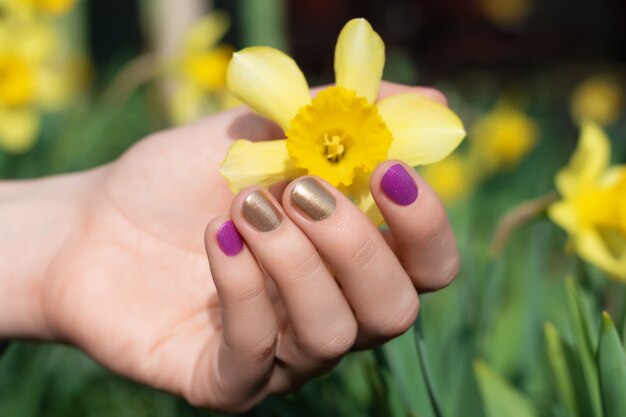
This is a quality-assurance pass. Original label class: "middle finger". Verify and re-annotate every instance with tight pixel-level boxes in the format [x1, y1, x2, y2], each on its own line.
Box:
[282, 177, 420, 347]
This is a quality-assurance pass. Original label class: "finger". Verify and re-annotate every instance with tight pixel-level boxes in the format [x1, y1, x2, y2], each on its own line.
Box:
[230, 188, 358, 371]
[377, 81, 448, 106]
[201, 216, 278, 410]
[282, 177, 419, 347]
[370, 161, 460, 292]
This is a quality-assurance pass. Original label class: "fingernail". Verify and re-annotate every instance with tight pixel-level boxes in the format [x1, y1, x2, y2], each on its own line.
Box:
[290, 177, 336, 221]
[216, 220, 243, 256]
[380, 164, 418, 206]
[242, 190, 282, 232]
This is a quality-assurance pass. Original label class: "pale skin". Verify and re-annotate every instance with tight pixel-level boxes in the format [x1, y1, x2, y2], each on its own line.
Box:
[0, 82, 459, 413]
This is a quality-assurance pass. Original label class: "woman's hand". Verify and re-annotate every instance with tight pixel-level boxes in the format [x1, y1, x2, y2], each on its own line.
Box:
[0, 82, 457, 413]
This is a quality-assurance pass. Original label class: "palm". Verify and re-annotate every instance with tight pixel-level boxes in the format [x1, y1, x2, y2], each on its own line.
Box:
[46, 107, 283, 402]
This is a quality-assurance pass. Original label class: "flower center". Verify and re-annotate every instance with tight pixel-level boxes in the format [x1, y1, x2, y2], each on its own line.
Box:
[285, 86, 392, 187]
[323, 132, 346, 162]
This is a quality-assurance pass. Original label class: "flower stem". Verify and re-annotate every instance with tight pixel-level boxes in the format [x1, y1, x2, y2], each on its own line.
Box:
[413, 317, 444, 417]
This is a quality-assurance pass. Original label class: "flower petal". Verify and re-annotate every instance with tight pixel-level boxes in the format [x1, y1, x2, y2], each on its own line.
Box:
[379, 93, 466, 165]
[556, 122, 610, 197]
[351, 171, 385, 225]
[0, 107, 39, 154]
[169, 81, 206, 125]
[220, 139, 306, 193]
[548, 201, 581, 234]
[575, 228, 626, 280]
[227, 47, 310, 130]
[334, 18, 384, 103]
[184, 11, 230, 53]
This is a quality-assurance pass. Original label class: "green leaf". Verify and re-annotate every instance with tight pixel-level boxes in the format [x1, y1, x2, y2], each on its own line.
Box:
[544, 322, 578, 416]
[383, 328, 435, 417]
[473, 359, 537, 417]
[598, 312, 626, 417]
[565, 277, 603, 417]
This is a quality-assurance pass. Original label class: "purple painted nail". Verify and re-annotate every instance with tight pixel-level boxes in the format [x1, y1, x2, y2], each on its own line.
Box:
[216, 220, 243, 256]
[380, 164, 418, 206]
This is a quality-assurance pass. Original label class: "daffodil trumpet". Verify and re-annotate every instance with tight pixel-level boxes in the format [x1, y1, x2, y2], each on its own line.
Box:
[220, 18, 466, 224]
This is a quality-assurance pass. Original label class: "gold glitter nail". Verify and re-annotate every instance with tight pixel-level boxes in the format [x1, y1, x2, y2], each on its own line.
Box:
[242, 190, 282, 232]
[290, 178, 336, 221]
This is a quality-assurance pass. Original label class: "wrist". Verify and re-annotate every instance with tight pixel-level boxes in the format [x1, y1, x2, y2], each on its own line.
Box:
[0, 168, 104, 340]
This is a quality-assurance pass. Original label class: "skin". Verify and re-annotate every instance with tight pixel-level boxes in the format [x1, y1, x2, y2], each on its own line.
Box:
[0, 82, 458, 413]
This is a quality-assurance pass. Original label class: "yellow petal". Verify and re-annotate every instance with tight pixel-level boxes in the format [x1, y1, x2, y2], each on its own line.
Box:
[556, 122, 610, 197]
[184, 11, 230, 53]
[34, 0, 76, 16]
[548, 201, 580, 235]
[0, 107, 39, 154]
[351, 171, 385, 225]
[575, 228, 626, 280]
[227, 47, 310, 131]
[379, 93, 466, 165]
[220, 139, 306, 193]
[16, 21, 59, 65]
[422, 154, 474, 204]
[37, 68, 71, 110]
[334, 18, 384, 103]
[169, 81, 205, 125]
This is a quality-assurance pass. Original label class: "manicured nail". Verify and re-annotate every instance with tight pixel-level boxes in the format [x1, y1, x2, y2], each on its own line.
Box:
[290, 177, 336, 221]
[380, 164, 418, 206]
[242, 190, 282, 232]
[216, 220, 243, 256]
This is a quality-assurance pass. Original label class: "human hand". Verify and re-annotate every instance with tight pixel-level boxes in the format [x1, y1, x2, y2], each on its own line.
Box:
[27, 82, 457, 412]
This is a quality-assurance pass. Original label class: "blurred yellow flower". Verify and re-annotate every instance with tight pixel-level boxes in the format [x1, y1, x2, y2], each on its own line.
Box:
[0, 17, 75, 153]
[480, 0, 533, 26]
[170, 11, 237, 125]
[548, 123, 626, 280]
[33, 0, 75, 16]
[221, 18, 466, 223]
[470, 104, 539, 175]
[0, 0, 76, 18]
[422, 154, 474, 205]
[570, 75, 623, 126]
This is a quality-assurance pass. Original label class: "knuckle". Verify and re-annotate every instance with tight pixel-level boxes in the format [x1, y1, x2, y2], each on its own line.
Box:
[298, 319, 358, 361]
[413, 247, 460, 292]
[417, 204, 449, 242]
[246, 335, 278, 363]
[362, 291, 420, 339]
[346, 232, 383, 269]
[437, 251, 460, 289]
[282, 246, 323, 281]
[236, 280, 267, 304]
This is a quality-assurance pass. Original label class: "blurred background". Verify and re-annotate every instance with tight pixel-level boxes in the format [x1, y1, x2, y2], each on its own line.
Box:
[0, 0, 625, 416]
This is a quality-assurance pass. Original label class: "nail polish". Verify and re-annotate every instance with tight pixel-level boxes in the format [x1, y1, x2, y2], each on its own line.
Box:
[242, 190, 282, 232]
[216, 220, 243, 256]
[290, 178, 336, 221]
[380, 164, 418, 206]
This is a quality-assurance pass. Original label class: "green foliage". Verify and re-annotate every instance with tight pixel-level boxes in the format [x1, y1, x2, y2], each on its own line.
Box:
[598, 313, 626, 417]
[474, 359, 537, 417]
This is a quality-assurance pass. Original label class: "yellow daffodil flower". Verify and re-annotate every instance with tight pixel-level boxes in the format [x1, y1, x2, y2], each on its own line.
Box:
[470, 103, 539, 175]
[220, 18, 466, 223]
[170, 11, 238, 125]
[0, 0, 75, 18]
[422, 154, 474, 205]
[0, 17, 75, 153]
[570, 74, 623, 126]
[548, 123, 626, 280]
